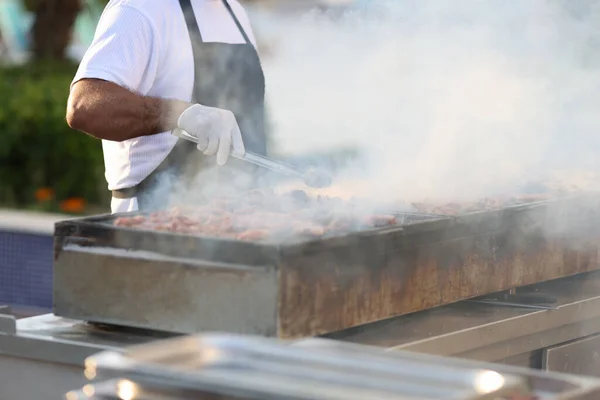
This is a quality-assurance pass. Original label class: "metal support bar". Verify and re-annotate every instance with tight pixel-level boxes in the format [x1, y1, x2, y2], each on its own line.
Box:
[0, 314, 16, 335]
[465, 300, 558, 310]
[468, 286, 559, 310]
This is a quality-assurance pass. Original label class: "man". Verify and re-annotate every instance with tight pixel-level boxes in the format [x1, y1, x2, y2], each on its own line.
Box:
[66, 0, 267, 213]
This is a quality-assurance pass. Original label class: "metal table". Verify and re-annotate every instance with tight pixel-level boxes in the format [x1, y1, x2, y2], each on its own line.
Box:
[328, 271, 600, 373]
[0, 311, 172, 400]
[3, 272, 600, 399]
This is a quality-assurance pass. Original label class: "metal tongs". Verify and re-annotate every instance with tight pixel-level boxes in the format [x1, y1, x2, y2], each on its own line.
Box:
[173, 129, 332, 188]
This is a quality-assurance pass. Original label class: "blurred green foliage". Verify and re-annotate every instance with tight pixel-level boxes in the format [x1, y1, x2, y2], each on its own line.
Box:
[0, 61, 108, 212]
[21, 0, 109, 12]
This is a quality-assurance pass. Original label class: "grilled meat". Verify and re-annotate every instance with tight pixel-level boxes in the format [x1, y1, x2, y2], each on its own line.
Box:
[112, 190, 397, 242]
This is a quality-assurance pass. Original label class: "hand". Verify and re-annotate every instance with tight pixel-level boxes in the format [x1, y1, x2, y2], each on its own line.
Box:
[177, 104, 245, 165]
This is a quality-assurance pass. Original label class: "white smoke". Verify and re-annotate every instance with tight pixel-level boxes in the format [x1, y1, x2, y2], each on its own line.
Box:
[248, 0, 600, 203]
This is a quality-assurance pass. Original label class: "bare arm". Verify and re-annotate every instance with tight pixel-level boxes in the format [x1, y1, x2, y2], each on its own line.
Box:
[66, 78, 191, 142]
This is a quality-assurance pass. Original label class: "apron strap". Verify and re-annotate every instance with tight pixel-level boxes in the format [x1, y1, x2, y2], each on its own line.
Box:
[179, 0, 251, 46]
[112, 187, 138, 199]
[179, 0, 204, 44]
[179, 0, 202, 104]
[222, 0, 251, 45]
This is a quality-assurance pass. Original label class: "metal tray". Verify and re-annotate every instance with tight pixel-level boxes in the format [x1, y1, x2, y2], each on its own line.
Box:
[293, 338, 600, 399]
[83, 333, 529, 400]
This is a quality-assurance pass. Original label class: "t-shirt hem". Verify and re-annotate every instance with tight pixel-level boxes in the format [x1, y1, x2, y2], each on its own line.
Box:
[71, 68, 133, 90]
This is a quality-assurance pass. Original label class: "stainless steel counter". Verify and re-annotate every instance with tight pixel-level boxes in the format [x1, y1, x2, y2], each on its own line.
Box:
[8, 314, 172, 363]
[326, 271, 600, 371]
[4, 272, 600, 398]
[0, 313, 173, 400]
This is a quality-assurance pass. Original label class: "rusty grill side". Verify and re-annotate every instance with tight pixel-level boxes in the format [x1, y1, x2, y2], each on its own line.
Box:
[53, 195, 600, 338]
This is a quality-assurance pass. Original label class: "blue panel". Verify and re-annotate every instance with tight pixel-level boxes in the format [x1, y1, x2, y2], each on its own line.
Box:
[0, 230, 53, 309]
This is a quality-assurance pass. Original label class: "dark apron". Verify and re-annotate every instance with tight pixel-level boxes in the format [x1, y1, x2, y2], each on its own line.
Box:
[112, 0, 267, 211]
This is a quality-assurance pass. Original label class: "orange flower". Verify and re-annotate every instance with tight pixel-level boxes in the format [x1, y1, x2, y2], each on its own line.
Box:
[35, 187, 54, 202]
[60, 197, 86, 213]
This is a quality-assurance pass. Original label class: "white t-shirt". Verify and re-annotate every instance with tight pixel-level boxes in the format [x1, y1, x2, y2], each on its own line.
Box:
[72, 0, 257, 213]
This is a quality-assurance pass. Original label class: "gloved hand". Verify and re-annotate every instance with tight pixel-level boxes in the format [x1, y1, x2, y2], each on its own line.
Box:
[176, 104, 246, 165]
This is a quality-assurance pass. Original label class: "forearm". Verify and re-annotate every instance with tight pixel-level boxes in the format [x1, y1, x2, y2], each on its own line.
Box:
[66, 78, 191, 141]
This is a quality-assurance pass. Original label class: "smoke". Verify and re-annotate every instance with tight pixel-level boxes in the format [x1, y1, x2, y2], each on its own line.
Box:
[248, 0, 600, 203]
[148, 0, 600, 241]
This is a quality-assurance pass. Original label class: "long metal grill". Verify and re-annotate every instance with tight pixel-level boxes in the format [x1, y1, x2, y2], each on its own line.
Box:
[53, 194, 600, 338]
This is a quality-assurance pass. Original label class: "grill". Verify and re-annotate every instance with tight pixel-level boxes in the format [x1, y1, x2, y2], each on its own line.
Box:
[53, 193, 600, 338]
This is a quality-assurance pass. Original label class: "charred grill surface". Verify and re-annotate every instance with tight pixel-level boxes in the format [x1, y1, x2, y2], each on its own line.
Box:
[53, 194, 600, 338]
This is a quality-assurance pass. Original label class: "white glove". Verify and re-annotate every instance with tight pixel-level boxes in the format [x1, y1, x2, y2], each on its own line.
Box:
[177, 104, 246, 165]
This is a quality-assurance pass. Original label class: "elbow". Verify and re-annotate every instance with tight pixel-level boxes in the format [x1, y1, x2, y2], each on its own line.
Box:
[66, 87, 113, 140]
[66, 80, 133, 142]
[66, 94, 123, 142]
[65, 102, 83, 131]
[66, 95, 91, 133]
